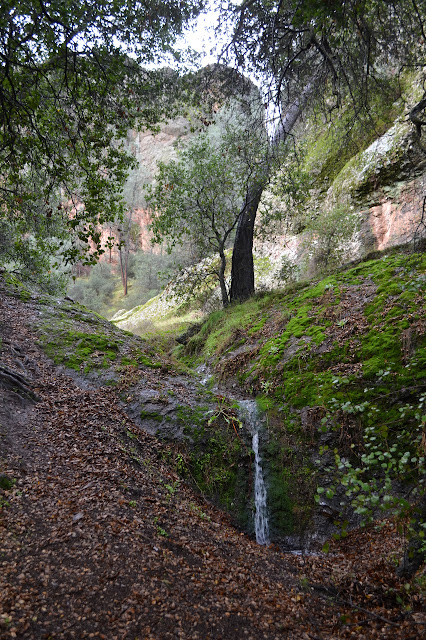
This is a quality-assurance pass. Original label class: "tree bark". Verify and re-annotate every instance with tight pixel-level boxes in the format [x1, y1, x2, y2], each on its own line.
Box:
[229, 80, 317, 303]
[229, 183, 263, 302]
[218, 247, 230, 307]
[119, 209, 133, 296]
[409, 93, 426, 138]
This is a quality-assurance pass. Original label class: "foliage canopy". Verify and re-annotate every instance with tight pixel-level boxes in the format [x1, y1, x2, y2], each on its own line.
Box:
[217, 0, 426, 301]
[0, 0, 204, 282]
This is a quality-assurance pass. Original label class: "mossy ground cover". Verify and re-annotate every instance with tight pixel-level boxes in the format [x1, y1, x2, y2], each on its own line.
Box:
[188, 251, 425, 402]
[2, 272, 33, 302]
[35, 299, 163, 377]
[180, 250, 426, 538]
[42, 330, 122, 372]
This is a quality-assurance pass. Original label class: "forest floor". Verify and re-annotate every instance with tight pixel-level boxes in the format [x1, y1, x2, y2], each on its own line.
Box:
[0, 285, 425, 640]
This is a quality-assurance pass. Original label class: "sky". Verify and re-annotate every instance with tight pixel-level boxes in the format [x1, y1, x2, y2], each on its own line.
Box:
[175, 4, 223, 67]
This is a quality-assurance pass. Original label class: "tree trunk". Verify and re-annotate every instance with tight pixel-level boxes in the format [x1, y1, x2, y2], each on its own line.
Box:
[119, 246, 127, 295]
[218, 248, 230, 307]
[119, 209, 133, 297]
[229, 80, 318, 303]
[229, 183, 263, 302]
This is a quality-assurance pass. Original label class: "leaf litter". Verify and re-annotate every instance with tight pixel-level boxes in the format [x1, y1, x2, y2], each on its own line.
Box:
[0, 284, 424, 639]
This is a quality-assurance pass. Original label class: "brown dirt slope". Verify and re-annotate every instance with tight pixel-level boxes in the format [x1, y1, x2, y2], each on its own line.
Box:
[0, 281, 424, 639]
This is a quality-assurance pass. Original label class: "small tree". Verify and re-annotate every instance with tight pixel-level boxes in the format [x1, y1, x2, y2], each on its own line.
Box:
[146, 103, 267, 307]
[301, 206, 359, 276]
[317, 392, 426, 576]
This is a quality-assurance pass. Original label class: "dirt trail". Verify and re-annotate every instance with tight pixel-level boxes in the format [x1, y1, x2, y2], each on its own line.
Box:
[0, 287, 424, 639]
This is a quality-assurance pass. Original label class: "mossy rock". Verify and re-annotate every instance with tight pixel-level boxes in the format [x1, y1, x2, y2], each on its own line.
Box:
[41, 330, 122, 372]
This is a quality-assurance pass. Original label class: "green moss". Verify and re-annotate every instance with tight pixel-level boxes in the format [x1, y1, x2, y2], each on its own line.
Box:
[181, 250, 425, 539]
[41, 330, 122, 372]
[3, 272, 32, 301]
[119, 356, 138, 367]
[297, 277, 339, 301]
[140, 410, 163, 422]
[186, 427, 249, 528]
[0, 475, 16, 491]
[185, 297, 274, 360]
[256, 396, 275, 412]
[134, 350, 162, 369]
[176, 405, 209, 436]
[267, 470, 294, 534]
[168, 401, 253, 530]
[304, 76, 404, 191]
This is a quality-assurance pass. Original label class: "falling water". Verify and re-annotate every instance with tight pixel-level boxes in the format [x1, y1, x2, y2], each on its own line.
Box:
[252, 429, 270, 545]
[240, 400, 270, 545]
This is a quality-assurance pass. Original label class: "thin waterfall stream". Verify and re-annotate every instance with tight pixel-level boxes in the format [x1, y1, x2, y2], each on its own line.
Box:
[197, 370, 270, 546]
[239, 400, 270, 545]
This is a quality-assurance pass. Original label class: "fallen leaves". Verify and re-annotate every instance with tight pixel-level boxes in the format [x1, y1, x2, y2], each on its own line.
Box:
[0, 285, 424, 640]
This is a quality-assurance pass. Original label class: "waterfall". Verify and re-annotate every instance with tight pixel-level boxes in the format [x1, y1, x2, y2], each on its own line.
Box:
[239, 400, 270, 545]
[252, 429, 270, 545]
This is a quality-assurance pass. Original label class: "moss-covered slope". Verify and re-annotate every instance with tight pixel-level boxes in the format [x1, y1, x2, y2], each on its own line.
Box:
[179, 249, 426, 543]
[0, 272, 255, 538]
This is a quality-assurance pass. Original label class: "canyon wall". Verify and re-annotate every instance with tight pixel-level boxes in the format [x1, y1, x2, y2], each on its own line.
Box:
[106, 86, 426, 286]
[99, 116, 191, 265]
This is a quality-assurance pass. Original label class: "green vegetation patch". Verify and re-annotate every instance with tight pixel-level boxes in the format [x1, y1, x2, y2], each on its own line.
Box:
[166, 401, 254, 531]
[42, 329, 123, 372]
[180, 250, 425, 538]
[304, 76, 405, 191]
[132, 349, 162, 369]
[2, 272, 32, 301]
[34, 293, 164, 378]
[140, 410, 163, 422]
[0, 475, 16, 491]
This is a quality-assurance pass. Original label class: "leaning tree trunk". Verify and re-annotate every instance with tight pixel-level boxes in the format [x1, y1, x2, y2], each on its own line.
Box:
[229, 183, 263, 302]
[218, 249, 230, 307]
[229, 80, 318, 303]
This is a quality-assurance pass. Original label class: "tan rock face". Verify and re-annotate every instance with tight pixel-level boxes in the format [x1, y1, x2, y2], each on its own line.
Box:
[100, 117, 191, 265]
[365, 176, 425, 251]
[126, 117, 190, 177]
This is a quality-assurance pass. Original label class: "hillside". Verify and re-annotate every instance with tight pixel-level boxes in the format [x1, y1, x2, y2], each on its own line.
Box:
[170, 248, 425, 549]
[0, 250, 425, 639]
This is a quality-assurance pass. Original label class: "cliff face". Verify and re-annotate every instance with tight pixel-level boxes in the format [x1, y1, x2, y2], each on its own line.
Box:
[99, 116, 191, 264]
[255, 114, 426, 286]
[361, 175, 425, 253]
[326, 117, 426, 254]
[104, 76, 426, 291]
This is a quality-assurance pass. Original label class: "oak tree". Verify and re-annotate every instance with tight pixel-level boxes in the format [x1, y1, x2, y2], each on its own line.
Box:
[0, 0, 204, 283]
[146, 100, 267, 306]
[218, 0, 426, 301]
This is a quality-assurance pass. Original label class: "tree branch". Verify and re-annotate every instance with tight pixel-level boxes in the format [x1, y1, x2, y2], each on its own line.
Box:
[409, 95, 426, 137]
